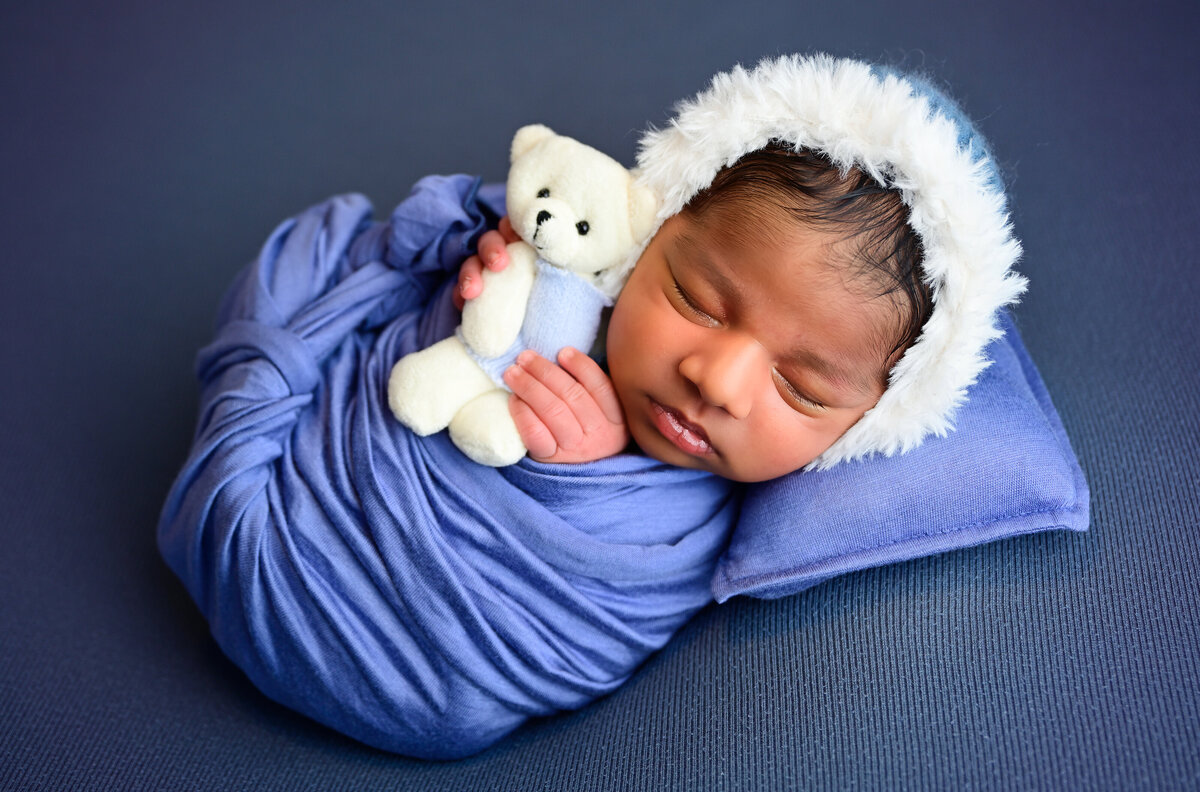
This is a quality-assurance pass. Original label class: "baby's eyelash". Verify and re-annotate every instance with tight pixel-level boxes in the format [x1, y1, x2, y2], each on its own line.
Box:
[672, 280, 715, 321]
[773, 370, 827, 411]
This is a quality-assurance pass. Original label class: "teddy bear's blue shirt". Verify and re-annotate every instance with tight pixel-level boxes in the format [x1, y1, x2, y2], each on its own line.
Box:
[459, 257, 613, 386]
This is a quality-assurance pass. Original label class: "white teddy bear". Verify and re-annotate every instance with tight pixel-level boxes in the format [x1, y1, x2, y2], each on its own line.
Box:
[387, 124, 659, 466]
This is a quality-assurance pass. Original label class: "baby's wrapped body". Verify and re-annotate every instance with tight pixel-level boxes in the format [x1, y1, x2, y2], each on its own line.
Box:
[159, 53, 1066, 760]
[158, 175, 739, 759]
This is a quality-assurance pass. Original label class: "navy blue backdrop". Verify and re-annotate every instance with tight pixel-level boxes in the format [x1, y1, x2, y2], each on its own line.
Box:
[2, 1, 1197, 789]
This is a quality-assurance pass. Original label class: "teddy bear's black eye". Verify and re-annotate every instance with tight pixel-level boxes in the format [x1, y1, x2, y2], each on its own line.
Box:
[537, 188, 550, 198]
[576, 221, 589, 236]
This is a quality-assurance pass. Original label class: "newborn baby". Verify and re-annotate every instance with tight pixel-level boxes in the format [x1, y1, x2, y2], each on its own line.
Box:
[158, 54, 1024, 758]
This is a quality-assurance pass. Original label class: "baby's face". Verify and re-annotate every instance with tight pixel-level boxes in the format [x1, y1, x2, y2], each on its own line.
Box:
[606, 213, 896, 482]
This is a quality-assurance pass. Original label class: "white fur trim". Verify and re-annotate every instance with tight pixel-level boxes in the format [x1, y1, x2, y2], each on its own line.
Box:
[634, 54, 1027, 469]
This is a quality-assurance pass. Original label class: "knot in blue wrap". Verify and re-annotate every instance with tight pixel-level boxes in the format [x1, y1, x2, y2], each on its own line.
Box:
[158, 175, 739, 759]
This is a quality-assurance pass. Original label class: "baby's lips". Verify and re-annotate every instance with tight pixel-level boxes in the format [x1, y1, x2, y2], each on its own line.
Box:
[672, 407, 712, 446]
[652, 400, 715, 456]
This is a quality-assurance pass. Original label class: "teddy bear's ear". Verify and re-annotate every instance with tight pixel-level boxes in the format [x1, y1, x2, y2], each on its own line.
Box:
[626, 175, 660, 245]
[510, 124, 556, 163]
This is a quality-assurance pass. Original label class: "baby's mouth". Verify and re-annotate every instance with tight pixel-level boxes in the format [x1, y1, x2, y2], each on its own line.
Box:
[651, 400, 714, 456]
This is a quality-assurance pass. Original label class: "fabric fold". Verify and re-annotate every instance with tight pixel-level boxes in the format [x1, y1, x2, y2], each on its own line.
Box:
[158, 174, 739, 759]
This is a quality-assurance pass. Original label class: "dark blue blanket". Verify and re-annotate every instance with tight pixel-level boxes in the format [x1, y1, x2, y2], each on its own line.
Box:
[157, 175, 739, 759]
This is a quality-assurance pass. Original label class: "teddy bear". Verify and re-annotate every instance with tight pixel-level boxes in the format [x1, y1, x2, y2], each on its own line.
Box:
[387, 124, 659, 466]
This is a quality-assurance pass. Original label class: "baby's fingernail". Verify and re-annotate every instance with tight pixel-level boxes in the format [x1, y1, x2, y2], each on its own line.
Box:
[560, 347, 576, 361]
[516, 350, 534, 366]
[460, 276, 472, 293]
[503, 365, 520, 381]
[483, 252, 498, 266]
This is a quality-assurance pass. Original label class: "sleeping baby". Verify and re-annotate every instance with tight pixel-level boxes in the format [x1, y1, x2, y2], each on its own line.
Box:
[467, 142, 948, 480]
[158, 54, 1025, 758]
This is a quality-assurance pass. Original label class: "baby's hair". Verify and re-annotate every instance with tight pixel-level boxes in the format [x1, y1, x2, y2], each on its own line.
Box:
[681, 142, 931, 364]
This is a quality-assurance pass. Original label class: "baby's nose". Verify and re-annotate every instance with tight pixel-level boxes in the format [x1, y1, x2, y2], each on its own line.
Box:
[679, 334, 764, 419]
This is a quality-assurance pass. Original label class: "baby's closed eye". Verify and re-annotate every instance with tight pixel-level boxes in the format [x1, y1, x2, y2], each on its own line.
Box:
[772, 369, 827, 411]
[670, 278, 720, 327]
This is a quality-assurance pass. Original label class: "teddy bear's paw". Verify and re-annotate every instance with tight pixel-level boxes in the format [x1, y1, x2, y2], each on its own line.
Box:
[449, 391, 527, 467]
[388, 337, 493, 434]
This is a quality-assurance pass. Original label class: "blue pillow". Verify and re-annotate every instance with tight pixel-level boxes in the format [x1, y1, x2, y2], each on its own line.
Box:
[714, 312, 1089, 601]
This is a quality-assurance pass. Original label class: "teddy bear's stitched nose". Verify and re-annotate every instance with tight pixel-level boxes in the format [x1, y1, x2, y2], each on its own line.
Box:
[536, 210, 552, 226]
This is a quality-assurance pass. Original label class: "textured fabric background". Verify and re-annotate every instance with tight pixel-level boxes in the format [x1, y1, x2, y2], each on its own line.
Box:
[2, 0, 1197, 790]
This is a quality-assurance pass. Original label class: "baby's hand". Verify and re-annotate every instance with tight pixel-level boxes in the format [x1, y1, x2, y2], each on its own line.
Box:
[503, 347, 630, 464]
[453, 216, 520, 310]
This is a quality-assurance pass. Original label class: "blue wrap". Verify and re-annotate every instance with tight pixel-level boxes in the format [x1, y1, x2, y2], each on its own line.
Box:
[157, 175, 739, 759]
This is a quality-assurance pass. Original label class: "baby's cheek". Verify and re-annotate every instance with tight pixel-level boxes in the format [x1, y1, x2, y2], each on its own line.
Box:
[756, 415, 835, 474]
[605, 301, 645, 362]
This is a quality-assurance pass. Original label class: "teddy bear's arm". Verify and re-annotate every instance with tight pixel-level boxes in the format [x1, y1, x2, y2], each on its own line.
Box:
[460, 240, 537, 358]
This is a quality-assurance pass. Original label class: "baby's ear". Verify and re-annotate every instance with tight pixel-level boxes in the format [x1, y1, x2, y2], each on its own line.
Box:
[627, 176, 659, 244]
[510, 124, 556, 163]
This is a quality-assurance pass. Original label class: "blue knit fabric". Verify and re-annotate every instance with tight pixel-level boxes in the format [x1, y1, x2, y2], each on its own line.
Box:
[871, 64, 1008, 201]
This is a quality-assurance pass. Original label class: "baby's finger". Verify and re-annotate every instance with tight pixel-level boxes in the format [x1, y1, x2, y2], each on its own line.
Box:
[557, 347, 625, 426]
[507, 394, 559, 460]
[498, 215, 520, 244]
[502, 356, 585, 449]
[477, 229, 510, 272]
[455, 255, 485, 310]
